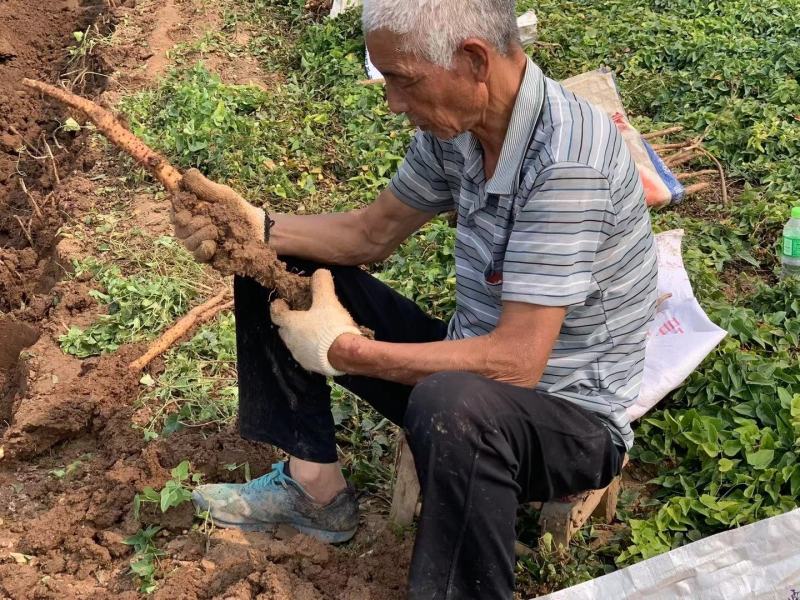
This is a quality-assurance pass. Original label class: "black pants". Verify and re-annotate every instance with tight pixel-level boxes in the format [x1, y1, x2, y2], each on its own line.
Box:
[234, 259, 625, 600]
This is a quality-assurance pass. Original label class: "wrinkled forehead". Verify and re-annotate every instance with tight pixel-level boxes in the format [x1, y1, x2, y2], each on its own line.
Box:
[366, 29, 431, 78]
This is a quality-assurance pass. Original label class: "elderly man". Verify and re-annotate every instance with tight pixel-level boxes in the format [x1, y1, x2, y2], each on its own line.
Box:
[178, 0, 657, 597]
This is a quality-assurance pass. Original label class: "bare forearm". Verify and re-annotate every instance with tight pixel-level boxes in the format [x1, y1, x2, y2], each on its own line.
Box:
[267, 189, 433, 267]
[328, 303, 566, 388]
[329, 333, 540, 388]
[269, 210, 378, 266]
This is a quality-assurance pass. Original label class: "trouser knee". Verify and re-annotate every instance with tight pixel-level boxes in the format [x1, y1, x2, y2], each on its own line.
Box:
[403, 371, 491, 449]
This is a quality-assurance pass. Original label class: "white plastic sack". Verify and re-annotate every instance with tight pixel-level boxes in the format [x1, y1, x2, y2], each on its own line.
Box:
[630, 230, 727, 421]
[329, 0, 361, 18]
[518, 10, 539, 46]
[534, 508, 800, 600]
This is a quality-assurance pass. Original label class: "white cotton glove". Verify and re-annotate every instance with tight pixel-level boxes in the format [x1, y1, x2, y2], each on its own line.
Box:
[270, 269, 363, 377]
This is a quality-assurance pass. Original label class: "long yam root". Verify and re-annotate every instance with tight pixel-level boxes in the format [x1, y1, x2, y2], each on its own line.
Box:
[22, 78, 312, 308]
[129, 292, 232, 373]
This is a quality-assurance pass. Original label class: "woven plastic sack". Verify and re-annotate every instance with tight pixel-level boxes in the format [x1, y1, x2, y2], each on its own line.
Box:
[535, 508, 800, 600]
[630, 230, 727, 421]
[561, 69, 684, 207]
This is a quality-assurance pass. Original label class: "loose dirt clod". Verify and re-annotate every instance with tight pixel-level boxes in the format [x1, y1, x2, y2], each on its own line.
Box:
[22, 78, 314, 309]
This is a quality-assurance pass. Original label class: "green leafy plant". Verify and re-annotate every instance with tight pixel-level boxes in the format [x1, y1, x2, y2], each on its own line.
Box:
[331, 384, 394, 493]
[139, 313, 238, 437]
[126, 461, 202, 593]
[133, 460, 202, 518]
[376, 218, 457, 320]
[49, 455, 90, 480]
[123, 525, 165, 594]
[59, 258, 197, 357]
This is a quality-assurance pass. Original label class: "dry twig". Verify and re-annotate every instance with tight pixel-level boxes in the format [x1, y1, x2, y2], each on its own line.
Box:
[642, 126, 684, 140]
[676, 169, 717, 181]
[13, 216, 34, 247]
[664, 149, 701, 168]
[684, 182, 712, 197]
[18, 178, 43, 219]
[651, 141, 692, 151]
[697, 147, 729, 205]
[42, 136, 60, 185]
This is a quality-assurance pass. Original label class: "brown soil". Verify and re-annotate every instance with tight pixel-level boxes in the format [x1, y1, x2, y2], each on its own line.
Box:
[0, 1, 412, 598]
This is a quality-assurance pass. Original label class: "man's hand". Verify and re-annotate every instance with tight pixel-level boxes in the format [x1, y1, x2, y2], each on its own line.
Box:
[172, 169, 267, 263]
[270, 270, 363, 377]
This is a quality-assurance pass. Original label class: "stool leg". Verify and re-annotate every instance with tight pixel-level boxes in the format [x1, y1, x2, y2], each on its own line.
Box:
[389, 434, 420, 527]
[538, 501, 574, 549]
[592, 475, 622, 522]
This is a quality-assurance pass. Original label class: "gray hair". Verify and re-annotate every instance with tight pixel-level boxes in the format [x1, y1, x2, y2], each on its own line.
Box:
[362, 0, 521, 69]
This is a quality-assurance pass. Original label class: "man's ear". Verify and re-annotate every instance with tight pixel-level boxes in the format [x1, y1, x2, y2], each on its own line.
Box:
[459, 38, 491, 83]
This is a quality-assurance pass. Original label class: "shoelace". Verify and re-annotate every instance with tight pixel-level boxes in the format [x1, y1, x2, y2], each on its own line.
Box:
[242, 462, 291, 492]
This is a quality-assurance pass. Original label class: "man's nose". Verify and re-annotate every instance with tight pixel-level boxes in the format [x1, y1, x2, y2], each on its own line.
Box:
[385, 86, 409, 115]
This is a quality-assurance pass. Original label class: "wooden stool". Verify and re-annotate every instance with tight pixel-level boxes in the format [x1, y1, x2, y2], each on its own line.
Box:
[389, 434, 421, 526]
[389, 434, 626, 548]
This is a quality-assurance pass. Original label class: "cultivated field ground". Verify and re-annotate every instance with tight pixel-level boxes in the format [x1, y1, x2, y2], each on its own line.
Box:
[1, 0, 799, 598]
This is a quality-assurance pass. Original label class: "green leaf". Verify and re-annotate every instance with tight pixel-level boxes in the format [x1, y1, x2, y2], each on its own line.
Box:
[171, 460, 190, 482]
[130, 557, 155, 577]
[63, 117, 82, 132]
[745, 449, 774, 470]
[791, 467, 800, 497]
[141, 487, 160, 502]
[718, 458, 736, 473]
[791, 395, 800, 419]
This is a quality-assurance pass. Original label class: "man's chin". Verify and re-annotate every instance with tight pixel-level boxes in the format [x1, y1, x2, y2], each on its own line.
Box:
[419, 126, 459, 142]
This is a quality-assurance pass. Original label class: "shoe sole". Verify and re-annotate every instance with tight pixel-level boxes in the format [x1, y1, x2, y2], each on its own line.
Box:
[212, 517, 358, 544]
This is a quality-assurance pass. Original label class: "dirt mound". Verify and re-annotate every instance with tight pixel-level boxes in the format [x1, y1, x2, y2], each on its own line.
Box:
[2, 344, 141, 460]
[0, 0, 104, 208]
[0, 315, 39, 421]
[1, 0, 106, 318]
[153, 526, 411, 600]
[0, 177, 96, 314]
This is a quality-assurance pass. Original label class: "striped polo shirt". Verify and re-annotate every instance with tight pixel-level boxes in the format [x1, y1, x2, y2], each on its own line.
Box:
[388, 57, 658, 449]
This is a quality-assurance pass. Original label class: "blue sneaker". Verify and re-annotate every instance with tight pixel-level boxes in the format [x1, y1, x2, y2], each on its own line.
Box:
[191, 462, 359, 543]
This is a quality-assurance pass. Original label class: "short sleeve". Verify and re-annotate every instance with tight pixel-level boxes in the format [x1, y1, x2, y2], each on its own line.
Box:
[389, 131, 455, 213]
[502, 163, 617, 306]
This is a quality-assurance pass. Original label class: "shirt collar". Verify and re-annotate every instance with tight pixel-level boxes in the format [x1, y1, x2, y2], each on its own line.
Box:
[486, 57, 546, 196]
[452, 131, 478, 160]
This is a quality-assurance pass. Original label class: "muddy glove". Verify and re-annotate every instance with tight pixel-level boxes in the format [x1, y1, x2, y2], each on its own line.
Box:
[270, 269, 363, 377]
[172, 168, 267, 263]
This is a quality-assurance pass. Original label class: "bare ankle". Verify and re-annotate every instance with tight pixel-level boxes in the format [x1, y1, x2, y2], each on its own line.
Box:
[288, 457, 346, 505]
